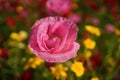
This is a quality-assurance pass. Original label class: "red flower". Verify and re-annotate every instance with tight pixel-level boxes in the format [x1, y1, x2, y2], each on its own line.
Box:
[11, 0, 19, 8]
[82, 32, 89, 39]
[0, 0, 5, 11]
[0, 34, 3, 42]
[37, 0, 47, 17]
[38, 0, 47, 10]
[111, 5, 118, 14]
[18, 9, 29, 19]
[105, 0, 117, 7]
[105, 0, 118, 16]
[0, 48, 8, 59]
[90, 56, 102, 68]
[113, 14, 120, 21]
[90, 50, 102, 68]
[117, 58, 120, 66]
[86, 0, 99, 11]
[20, 71, 32, 80]
[4, 1, 19, 12]
[6, 16, 15, 28]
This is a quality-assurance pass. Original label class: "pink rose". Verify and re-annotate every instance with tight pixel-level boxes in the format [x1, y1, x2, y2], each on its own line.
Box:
[29, 16, 80, 63]
[46, 0, 72, 15]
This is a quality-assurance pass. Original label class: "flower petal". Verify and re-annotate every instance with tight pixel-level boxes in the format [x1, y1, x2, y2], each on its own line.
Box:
[29, 42, 80, 63]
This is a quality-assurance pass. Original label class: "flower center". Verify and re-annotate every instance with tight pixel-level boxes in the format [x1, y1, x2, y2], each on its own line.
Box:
[45, 35, 61, 49]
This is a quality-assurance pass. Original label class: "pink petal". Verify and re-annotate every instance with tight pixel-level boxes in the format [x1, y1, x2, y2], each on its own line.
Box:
[29, 25, 40, 52]
[29, 42, 80, 63]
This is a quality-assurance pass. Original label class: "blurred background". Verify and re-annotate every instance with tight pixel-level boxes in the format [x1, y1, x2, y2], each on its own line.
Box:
[0, 0, 120, 80]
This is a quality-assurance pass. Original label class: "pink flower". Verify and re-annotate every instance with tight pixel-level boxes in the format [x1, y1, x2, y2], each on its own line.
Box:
[89, 18, 99, 26]
[68, 13, 82, 24]
[105, 24, 115, 33]
[29, 16, 80, 63]
[46, 0, 72, 15]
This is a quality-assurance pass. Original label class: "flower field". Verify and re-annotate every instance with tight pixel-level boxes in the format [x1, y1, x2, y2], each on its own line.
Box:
[0, 0, 120, 80]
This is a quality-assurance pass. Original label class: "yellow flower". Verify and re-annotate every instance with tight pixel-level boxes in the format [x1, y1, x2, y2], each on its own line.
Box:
[10, 32, 22, 41]
[115, 29, 120, 36]
[91, 77, 99, 80]
[8, 41, 17, 47]
[85, 25, 101, 36]
[107, 57, 115, 66]
[24, 57, 44, 69]
[85, 50, 92, 59]
[71, 61, 84, 77]
[50, 64, 68, 80]
[83, 38, 96, 49]
[10, 31, 28, 42]
[16, 6, 24, 13]
[19, 30, 28, 41]
[8, 41, 25, 49]
[17, 42, 25, 49]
